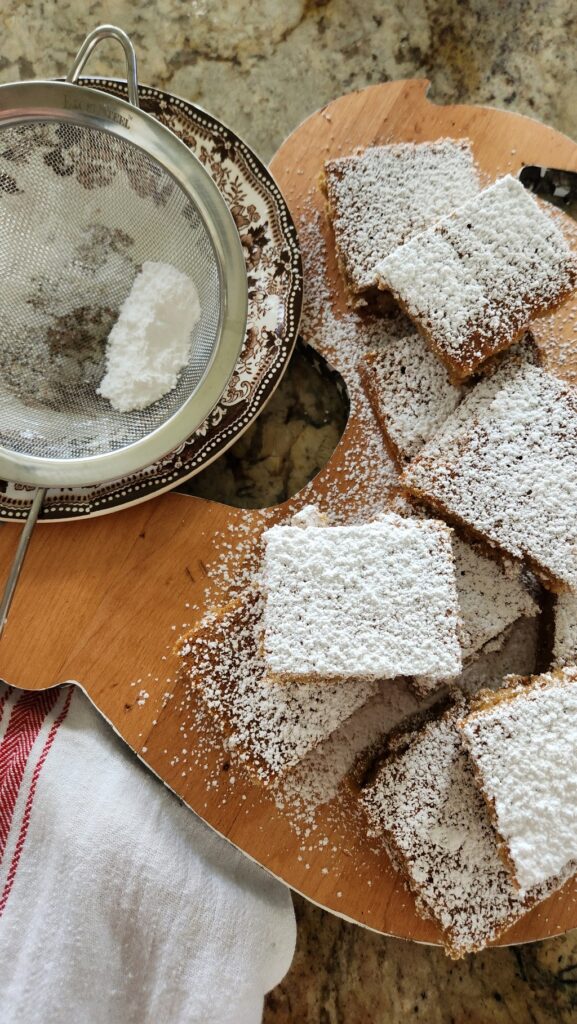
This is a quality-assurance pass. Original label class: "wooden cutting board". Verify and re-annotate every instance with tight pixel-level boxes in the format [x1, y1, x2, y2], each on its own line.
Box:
[2, 80, 577, 948]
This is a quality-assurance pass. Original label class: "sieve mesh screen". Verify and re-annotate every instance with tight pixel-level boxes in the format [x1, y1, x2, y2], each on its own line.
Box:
[0, 119, 222, 460]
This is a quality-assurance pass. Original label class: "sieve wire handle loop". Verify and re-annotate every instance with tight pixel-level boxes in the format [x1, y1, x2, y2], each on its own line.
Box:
[66, 25, 140, 108]
[0, 488, 46, 638]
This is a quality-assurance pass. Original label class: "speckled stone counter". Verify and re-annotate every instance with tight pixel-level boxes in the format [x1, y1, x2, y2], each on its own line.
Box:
[3, 1, 577, 1019]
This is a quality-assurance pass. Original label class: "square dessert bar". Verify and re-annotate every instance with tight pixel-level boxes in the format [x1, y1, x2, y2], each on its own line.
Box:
[359, 330, 464, 467]
[413, 536, 538, 697]
[359, 331, 539, 471]
[362, 695, 574, 958]
[402, 360, 577, 592]
[261, 511, 462, 684]
[448, 541, 538, 667]
[551, 592, 577, 667]
[179, 591, 380, 780]
[459, 666, 577, 891]
[322, 139, 480, 309]
[376, 175, 577, 380]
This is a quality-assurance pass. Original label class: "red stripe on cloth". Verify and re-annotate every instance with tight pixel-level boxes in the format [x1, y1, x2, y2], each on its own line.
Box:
[0, 687, 73, 919]
[0, 690, 61, 862]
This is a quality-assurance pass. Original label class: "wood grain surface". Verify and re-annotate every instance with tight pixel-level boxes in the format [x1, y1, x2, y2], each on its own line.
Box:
[2, 80, 577, 947]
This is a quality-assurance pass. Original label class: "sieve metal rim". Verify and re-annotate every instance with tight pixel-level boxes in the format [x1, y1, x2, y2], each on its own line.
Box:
[0, 79, 248, 488]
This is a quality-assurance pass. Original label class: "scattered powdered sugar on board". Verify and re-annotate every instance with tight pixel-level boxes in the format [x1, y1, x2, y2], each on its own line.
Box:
[98, 260, 201, 411]
[376, 175, 577, 380]
[304, 395, 399, 525]
[323, 139, 480, 302]
[403, 360, 577, 591]
[261, 513, 462, 683]
[459, 666, 577, 890]
[362, 695, 575, 958]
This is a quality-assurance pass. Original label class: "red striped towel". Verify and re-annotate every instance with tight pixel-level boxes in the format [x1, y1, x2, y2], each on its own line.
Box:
[0, 683, 295, 1024]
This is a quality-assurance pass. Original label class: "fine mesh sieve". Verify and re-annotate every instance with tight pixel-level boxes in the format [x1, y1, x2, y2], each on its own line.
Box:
[0, 25, 248, 633]
[0, 120, 222, 461]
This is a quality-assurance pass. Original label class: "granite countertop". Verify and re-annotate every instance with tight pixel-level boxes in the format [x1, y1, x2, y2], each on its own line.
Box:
[2, 0, 577, 1019]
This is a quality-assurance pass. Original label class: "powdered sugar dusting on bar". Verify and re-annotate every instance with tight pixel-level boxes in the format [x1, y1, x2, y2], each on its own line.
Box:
[363, 697, 573, 957]
[457, 614, 540, 696]
[324, 139, 480, 300]
[403, 360, 577, 590]
[179, 593, 379, 777]
[262, 512, 462, 682]
[388, 497, 539, 695]
[450, 541, 538, 662]
[414, 537, 539, 695]
[280, 680, 421, 815]
[359, 332, 464, 465]
[552, 593, 577, 667]
[459, 667, 577, 890]
[376, 176, 577, 378]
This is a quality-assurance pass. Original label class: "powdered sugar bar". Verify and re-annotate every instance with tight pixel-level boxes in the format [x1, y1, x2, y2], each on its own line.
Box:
[179, 593, 379, 778]
[360, 331, 540, 470]
[457, 613, 542, 698]
[359, 331, 464, 467]
[376, 175, 577, 380]
[402, 361, 577, 592]
[414, 537, 539, 697]
[552, 593, 577, 667]
[322, 139, 480, 308]
[451, 542, 538, 665]
[279, 680, 421, 813]
[363, 696, 574, 958]
[459, 667, 577, 890]
[261, 511, 462, 683]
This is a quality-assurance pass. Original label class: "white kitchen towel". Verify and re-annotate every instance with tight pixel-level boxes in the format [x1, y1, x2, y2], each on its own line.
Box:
[0, 682, 296, 1024]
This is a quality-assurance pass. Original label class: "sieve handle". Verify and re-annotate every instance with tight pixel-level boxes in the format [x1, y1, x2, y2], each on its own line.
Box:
[66, 25, 140, 108]
[0, 488, 46, 638]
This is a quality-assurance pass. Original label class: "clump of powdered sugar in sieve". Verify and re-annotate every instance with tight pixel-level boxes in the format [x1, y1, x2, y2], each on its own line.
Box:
[0, 221, 138, 410]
